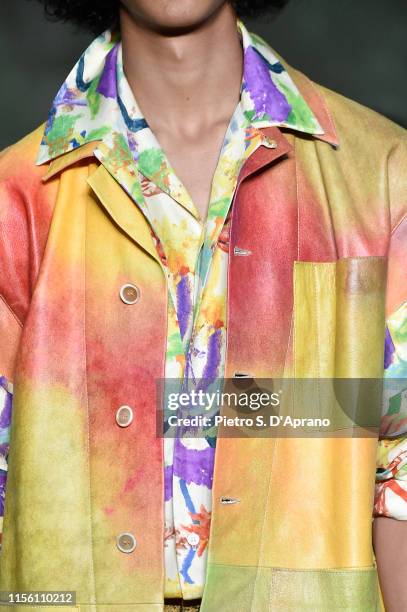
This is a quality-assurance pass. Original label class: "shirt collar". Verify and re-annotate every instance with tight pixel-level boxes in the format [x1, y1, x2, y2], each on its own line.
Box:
[238, 22, 323, 135]
[36, 20, 332, 168]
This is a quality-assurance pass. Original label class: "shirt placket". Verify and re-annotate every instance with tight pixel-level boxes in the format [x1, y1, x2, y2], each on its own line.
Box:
[136, 174, 207, 599]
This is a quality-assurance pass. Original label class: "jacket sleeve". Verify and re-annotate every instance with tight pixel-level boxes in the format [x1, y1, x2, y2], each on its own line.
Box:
[374, 137, 407, 519]
[0, 272, 23, 538]
[0, 130, 55, 547]
[0, 147, 36, 547]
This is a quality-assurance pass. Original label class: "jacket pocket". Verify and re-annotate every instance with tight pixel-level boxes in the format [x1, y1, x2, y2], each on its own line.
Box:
[290, 257, 387, 430]
[293, 256, 387, 379]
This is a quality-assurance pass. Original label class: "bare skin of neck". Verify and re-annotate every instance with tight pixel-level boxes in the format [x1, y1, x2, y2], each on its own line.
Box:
[120, 4, 243, 221]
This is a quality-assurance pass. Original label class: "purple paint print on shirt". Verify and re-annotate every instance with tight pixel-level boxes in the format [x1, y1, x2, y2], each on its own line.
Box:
[384, 326, 396, 369]
[243, 46, 291, 122]
[54, 83, 87, 107]
[177, 274, 192, 340]
[0, 379, 12, 430]
[97, 44, 119, 99]
[0, 394, 11, 431]
[173, 438, 215, 489]
[198, 328, 222, 388]
[0, 472, 7, 515]
[165, 464, 173, 502]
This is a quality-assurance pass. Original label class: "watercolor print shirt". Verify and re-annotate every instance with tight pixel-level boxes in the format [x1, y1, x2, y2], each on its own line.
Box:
[0, 17, 405, 597]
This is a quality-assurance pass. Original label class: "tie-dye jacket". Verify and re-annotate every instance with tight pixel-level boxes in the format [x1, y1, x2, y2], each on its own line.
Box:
[0, 19, 406, 612]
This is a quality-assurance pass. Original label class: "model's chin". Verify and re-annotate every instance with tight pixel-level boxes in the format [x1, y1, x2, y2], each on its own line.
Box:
[121, 0, 228, 35]
[145, 16, 219, 37]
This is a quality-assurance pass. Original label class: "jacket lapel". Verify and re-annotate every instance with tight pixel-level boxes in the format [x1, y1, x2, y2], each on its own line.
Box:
[41, 141, 162, 267]
[237, 126, 293, 187]
[87, 164, 162, 266]
[41, 141, 102, 182]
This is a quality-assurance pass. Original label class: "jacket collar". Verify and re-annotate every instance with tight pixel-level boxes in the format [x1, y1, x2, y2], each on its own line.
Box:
[38, 20, 339, 181]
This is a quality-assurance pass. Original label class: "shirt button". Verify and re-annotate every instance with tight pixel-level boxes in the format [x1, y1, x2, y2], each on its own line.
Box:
[119, 283, 141, 305]
[186, 533, 200, 547]
[115, 405, 134, 428]
[116, 532, 137, 553]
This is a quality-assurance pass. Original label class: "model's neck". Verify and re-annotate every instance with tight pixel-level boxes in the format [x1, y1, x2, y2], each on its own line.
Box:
[120, 4, 243, 134]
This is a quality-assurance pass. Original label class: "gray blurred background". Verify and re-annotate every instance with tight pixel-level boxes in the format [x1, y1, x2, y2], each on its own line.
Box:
[0, 0, 406, 149]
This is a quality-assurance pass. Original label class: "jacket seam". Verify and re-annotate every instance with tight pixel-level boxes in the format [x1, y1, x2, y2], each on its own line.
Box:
[310, 79, 338, 142]
[295, 137, 300, 262]
[387, 142, 407, 236]
[295, 255, 386, 264]
[83, 168, 97, 605]
[0, 294, 23, 328]
[251, 437, 279, 611]
[390, 211, 407, 237]
[208, 562, 376, 571]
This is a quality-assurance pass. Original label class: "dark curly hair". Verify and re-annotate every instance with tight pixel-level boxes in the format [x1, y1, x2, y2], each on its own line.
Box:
[36, 0, 289, 35]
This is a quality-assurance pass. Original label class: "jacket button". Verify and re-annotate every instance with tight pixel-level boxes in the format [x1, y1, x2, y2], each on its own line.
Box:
[119, 283, 140, 305]
[116, 532, 137, 553]
[116, 405, 134, 427]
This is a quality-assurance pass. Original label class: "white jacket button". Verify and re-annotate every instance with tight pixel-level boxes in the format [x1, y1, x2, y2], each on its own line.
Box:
[115, 405, 134, 427]
[119, 283, 140, 305]
[116, 532, 137, 553]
